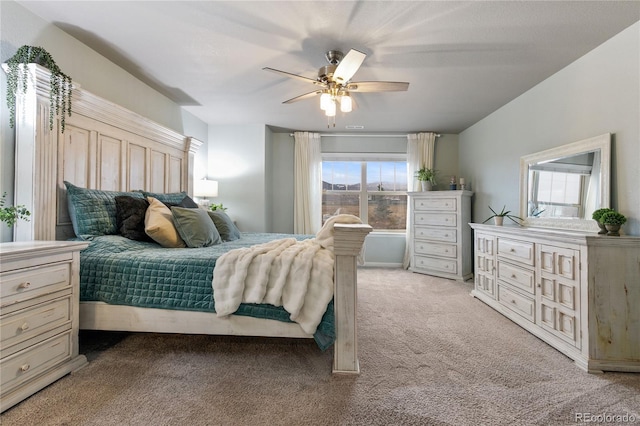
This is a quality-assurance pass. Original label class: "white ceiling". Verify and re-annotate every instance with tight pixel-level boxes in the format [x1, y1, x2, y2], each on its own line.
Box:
[17, 1, 640, 133]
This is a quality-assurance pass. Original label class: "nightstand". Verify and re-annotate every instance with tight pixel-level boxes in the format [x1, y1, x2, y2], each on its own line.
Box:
[1, 240, 88, 412]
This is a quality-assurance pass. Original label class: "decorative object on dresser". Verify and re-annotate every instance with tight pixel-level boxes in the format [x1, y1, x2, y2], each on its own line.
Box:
[482, 205, 523, 227]
[592, 208, 615, 234]
[599, 211, 627, 236]
[414, 167, 436, 192]
[408, 190, 473, 281]
[0, 240, 89, 412]
[470, 223, 640, 373]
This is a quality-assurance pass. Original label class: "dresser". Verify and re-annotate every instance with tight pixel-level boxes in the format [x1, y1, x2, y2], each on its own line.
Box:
[408, 191, 473, 281]
[0, 241, 88, 412]
[470, 223, 640, 373]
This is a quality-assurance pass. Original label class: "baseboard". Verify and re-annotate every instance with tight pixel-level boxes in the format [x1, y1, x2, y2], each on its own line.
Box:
[361, 262, 403, 268]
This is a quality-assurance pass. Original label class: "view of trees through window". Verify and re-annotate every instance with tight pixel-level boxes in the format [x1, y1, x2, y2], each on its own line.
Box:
[322, 160, 407, 230]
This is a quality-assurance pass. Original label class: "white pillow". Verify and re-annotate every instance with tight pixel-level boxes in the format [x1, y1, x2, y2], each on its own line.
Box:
[144, 197, 186, 248]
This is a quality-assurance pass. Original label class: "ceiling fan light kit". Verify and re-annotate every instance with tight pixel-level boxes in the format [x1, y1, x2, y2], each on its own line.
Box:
[264, 49, 409, 128]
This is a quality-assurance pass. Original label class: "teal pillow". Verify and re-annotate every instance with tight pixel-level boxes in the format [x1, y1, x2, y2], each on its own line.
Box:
[171, 206, 222, 248]
[207, 210, 241, 242]
[65, 181, 144, 240]
[141, 191, 188, 205]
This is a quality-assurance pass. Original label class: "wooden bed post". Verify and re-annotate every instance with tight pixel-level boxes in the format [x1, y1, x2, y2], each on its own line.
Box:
[332, 223, 372, 374]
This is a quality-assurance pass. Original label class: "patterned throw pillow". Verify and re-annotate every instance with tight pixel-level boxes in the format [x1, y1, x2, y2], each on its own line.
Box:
[65, 181, 145, 240]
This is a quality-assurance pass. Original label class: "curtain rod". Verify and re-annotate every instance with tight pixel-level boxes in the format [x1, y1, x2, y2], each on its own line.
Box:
[288, 133, 441, 138]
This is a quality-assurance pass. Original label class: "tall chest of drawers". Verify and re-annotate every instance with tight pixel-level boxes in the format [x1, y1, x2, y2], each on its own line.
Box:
[1, 241, 88, 412]
[408, 191, 473, 281]
[469, 223, 640, 373]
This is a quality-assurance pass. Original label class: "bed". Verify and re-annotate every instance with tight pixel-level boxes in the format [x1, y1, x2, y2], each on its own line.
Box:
[10, 64, 371, 374]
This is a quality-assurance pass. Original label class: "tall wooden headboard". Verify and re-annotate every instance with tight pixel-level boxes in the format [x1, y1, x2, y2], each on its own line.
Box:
[8, 64, 202, 241]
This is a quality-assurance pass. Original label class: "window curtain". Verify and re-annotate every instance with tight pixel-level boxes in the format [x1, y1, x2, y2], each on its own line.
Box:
[293, 131, 322, 234]
[402, 132, 437, 269]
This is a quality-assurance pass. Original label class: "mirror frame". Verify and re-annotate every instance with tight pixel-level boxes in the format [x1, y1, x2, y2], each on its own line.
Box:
[519, 133, 611, 232]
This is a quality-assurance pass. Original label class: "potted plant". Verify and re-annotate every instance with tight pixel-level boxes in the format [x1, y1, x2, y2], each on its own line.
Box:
[209, 203, 227, 212]
[592, 207, 615, 234]
[482, 205, 523, 226]
[5, 45, 73, 132]
[0, 192, 30, 227]
[600, 211, 626, 236]
[414, 167, 436, 191]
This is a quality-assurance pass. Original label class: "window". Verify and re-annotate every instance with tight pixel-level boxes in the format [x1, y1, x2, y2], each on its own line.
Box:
[322, 156, 407, 231]
[528, 170, 586, 218]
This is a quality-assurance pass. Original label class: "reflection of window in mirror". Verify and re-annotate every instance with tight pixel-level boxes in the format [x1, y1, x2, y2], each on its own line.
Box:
[528, 170, 585, 218]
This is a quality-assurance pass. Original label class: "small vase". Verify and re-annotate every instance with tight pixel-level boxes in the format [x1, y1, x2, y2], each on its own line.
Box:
[605, 223, 621, 236]
[596, 221, 607, 235]
[494, 216, 504, 226]
[421, 181, 432, 191]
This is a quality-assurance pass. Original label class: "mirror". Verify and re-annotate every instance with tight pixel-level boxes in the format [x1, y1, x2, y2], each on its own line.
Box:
[519, 133, 610, 232]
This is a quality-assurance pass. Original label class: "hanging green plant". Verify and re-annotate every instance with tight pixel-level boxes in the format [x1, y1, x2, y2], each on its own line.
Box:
[5, 45, 72, 132]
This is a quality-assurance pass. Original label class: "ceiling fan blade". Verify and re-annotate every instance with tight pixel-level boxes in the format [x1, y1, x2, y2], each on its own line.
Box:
[283, 90, 323, 104]
[346, 81, 410, 92]
[263, 67, 323, 86]
[333, 49, 366, 84]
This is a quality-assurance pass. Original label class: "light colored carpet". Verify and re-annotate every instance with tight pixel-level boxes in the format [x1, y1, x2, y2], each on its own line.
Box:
[2, 268, 638, 425]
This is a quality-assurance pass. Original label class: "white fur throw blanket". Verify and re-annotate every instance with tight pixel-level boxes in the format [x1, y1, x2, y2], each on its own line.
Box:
[212, 214, 363, 334]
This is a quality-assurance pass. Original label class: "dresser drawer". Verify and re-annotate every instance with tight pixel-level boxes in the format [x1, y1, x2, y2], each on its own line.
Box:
[414, 213, 457, 227]
[1, 297, 71, 354]
[1, 264, 70, 307]
[414, 255, 457, 275]
[497, 238, 534, 265]
[414, 227, 457, 243]
[498, 285, 535, 322]
[497, 261, 534, 294]
[414, 197, 457, 211]
[1, 332, 72, 396]
[415, 242, 457, 259]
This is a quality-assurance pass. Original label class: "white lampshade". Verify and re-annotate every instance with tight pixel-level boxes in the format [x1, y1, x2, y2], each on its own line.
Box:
[340, 94, 352, 113]
[194, 179, 218, 197]
[324, 99, 336, 117]
[320, 93, 331, 111]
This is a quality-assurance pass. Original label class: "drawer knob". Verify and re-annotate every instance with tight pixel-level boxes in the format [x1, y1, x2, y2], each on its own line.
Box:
[511, 274, 517, 279]
[20, 322, 30, 331]
[20, 364, 30, 372]
[18, 281, 31, 289]
[511, 299, 516, 304]
[510, 248, 515, 252]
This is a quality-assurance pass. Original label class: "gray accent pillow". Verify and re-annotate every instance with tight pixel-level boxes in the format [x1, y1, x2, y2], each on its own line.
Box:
[65, 181, 145, 240]
[207, 210, 241, 242]
[172, 206, 222, 248]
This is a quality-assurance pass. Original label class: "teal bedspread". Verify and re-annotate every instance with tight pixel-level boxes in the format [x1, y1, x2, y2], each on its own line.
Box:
[78, 234, 335, 350]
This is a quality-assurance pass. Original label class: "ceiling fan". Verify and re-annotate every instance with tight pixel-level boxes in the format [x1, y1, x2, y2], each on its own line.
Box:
[263, 49, 409, 127]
